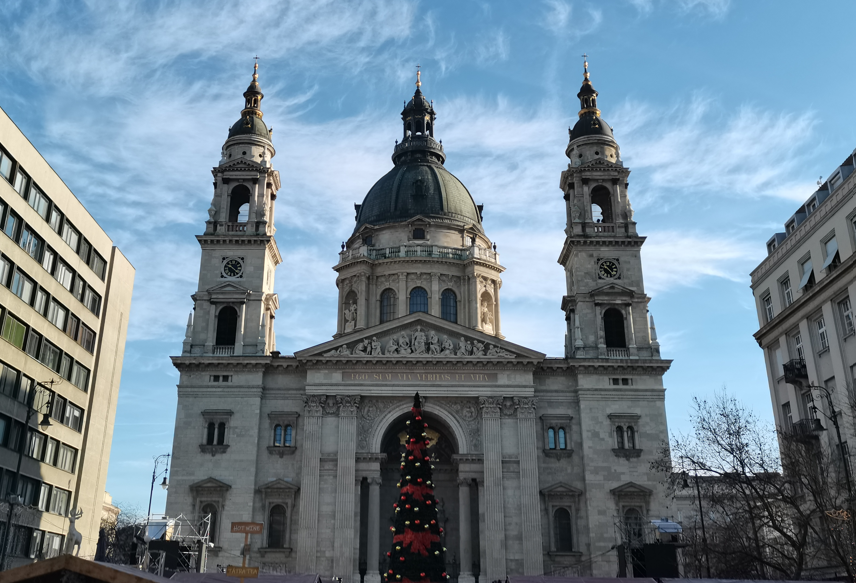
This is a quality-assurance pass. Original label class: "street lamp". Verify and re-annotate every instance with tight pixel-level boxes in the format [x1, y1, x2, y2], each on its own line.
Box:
[0, 381, 57, 571]
[146, 454, 171, 528]
[681, 471, 711, 578]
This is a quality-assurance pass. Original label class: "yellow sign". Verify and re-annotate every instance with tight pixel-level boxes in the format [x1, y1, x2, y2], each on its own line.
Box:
[230, 522, 264, 534]
[227, 566, 259, 578]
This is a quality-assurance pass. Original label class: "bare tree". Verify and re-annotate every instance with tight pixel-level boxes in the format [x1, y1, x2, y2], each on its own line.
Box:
[99, 502, 145, 565]
[654, 390, 855, 580]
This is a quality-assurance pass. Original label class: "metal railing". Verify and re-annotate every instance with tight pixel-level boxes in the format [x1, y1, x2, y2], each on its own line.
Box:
[791, 418, 824, 437]
[213, 345, 235, 356]
[783, 359, 808, 384]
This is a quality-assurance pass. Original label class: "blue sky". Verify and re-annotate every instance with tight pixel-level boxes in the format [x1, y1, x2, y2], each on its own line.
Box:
[2, 0, 855, 514]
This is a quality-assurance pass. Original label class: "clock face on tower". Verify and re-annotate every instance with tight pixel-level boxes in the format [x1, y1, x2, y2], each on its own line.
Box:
[221, 257, 244, 278]
[598, 259, 619, 279]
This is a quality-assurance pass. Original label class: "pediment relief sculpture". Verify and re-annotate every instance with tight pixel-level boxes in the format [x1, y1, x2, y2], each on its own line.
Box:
[322, 325, 516, 358]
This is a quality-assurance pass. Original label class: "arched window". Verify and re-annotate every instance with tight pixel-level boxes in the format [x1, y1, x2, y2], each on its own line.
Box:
[412, 228, 425, 240]
[206, 422, 215, 445]
[548, 428, 556, 450]
[409, 287, 428, 314]
[626, 426, 636, 449]
[285, 425, 293, 447]
[228, 185, 251, 223]
[380, 289, 397, 323]
[268, 504, 287, 548]
[201, 503, 218, 544]
[558, 428, 566, 450]
[616, 426, 625, 449]
[405, 122, 412, 138]
[215, 306, 238, 347]
[624, 508, 644, 546]
[590, 186, 613, 223]
[274, 425, 283, 446]
[554, 508, 573, 552]
[603, 308, 626, 348]
[426, 121, 432, 136]
[216, 422, 226, 445]
[441, 289, 457, 323]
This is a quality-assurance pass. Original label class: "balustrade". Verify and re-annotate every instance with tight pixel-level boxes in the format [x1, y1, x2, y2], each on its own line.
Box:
[606, 348, 629, 358]
[213, 345, 235, 356]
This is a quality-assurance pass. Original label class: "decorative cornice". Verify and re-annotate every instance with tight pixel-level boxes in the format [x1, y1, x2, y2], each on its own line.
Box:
[479, 396, 502, 418]
[536, 358, 672, 375]
[612, 448, 643, 459]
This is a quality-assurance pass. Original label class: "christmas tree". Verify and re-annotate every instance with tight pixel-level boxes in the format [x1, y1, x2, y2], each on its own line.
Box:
[384, 393, 448, 583]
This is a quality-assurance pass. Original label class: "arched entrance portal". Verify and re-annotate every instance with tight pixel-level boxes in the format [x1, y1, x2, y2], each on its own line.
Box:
[358, 411, 478, 583]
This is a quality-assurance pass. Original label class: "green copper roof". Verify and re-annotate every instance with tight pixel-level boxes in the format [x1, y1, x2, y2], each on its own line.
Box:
[570, 112, 614, 141]
[355, 160, 483, 233]
[228, 114, 269, 140]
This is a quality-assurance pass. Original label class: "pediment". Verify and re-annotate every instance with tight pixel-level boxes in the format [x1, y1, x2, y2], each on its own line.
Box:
[296, 312, 545, 362]
[580, 157, 624, 170]
[609, 481, 653, 495]
[207, 281, 250, 295]
[591, 282, 636, 296]
[189, 477, 231, 492]
[541, 482, 583, 498]
[258, 478, 299, 493]
[216, 158, 265, 172]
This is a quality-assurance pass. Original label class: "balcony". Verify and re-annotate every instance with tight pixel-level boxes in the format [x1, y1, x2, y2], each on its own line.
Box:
[791, 418, 824, 437]
[606, 348, 629, 359]
[590, 223, 616, 234]
[224, 222, 247, 233]
[213, 345, 235, 356]
[338, 244, 499, 265]
[783, 359, 808, 385]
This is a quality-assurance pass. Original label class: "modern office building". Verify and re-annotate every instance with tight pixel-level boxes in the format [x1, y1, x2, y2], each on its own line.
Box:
[166, 62, 674, 579]
[751, 148, 856, 464]
[0, 106, 134, 567]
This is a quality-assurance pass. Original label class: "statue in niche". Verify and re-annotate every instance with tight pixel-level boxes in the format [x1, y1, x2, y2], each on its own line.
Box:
[353, 338, 369, 355]
[398, 332, 412, 355]
[572, 203, 582, 222]
[386, 337, 399, 355]
[412, 327, 427, 355]
[208, 204, 217, 221]
[472, 340, 485, 356]
[440, 337, 454, 356]
[429, 331, 441, 355]
[343, 301, 357, 333]
[481, 299, 495, 335]
[370, 337, 382, 356]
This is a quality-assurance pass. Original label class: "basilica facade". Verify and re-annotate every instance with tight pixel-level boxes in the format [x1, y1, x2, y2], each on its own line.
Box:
[164, 62, 672, 580]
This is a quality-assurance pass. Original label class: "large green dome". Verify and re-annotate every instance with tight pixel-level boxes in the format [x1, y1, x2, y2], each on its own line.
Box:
[354, 159, 482, 233]
[228, 114, 270, 140]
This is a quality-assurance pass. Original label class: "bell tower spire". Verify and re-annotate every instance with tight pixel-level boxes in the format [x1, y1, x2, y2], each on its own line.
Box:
[577, 54, 600, 118]
[242, 57, 264, 119]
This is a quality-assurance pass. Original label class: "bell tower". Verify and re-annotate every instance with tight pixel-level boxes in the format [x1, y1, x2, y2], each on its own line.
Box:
[182, 61, 282, 357]
[558, 58, 660, 360]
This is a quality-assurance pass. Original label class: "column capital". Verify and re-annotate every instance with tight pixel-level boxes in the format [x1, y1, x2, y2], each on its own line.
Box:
[368, 476, 383, 486]
[513, 397, 537, 418]
[457, 477, 472, 487]
[337, 395, 361, 416]
[304, 395, 326, 416]
[479, 396, 502, 418]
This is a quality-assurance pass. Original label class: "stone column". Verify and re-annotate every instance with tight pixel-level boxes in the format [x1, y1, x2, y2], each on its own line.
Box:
[626, 303, 638, 358]
[596, 303, 605, 357]
[514, 398, 544, 575]
[205, 304, 216, 354]
[354, 478, 363, 582]
[296, 396, 325, 573]
[493, 280, 502, 338]
[431, 273, 440, 317]
[366, 477, 382, 583]
[479, 397, 506, 581]
[334, 396, 361, 583]
[358, 275, 369, 330]
[368, 274, 377, 327]
[235, 302, 246, 354]
[398, 273, 408, 318]
[337, 280, 345, 335]
[471, 277, 481, 330]
[458, 478, 474, 583]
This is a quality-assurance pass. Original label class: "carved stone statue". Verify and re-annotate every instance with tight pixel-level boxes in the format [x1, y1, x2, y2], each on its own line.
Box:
[481, 299, 495, 335]
[456, 337, 468, 357]
[386, 337, 398, 355]
[472, 340, 485, 356]
[353, 338, 369, 355]
[208, 204, 217, 221]
[412, 327, 427, 355]
[324, 345, 351, 357]
[572, 203, 582, 222]
[429, 331, 441, 355]
[398, 332, 412, 355]
[440, 338, 454, 356]
[65, 507, 83, 556]
[370, 336, 382, 356]
[487, 344, 499, 357]
[343, 301, 357, 333]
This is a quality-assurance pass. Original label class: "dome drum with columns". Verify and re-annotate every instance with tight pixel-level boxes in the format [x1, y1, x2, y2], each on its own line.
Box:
[166, 61, 674, 581]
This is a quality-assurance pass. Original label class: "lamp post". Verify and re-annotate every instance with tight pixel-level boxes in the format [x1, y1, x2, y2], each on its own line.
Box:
[682, 471, 711, 578]
[0, 382, 55, 571]
[145, 454, 171, 533]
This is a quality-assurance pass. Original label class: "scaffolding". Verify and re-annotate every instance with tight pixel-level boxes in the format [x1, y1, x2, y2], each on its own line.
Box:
[141, 513, 212, 576]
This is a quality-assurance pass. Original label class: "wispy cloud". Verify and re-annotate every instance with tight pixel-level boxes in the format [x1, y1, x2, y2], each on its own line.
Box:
[625, 0, 731, 19]
[474, 29, 511, 65]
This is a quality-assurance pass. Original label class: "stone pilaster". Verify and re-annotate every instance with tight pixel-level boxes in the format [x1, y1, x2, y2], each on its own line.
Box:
[458, 478, 474, 583]
[514, 397, 544, 575]
[479, 396, 506, 580]
[334, 395, 361, 583]
[297, 395, 325, 573]
[366, 477, 382, 583]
